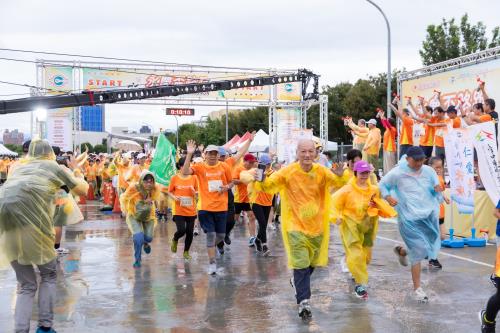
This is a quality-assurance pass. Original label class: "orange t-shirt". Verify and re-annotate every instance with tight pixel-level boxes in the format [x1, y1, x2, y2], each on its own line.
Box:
[86, 164, 97, 181]
[233, 165, 250, 203]
[191, 162, 232, 212]
[383, 126, 397, 152]
[439, 175, 445, 219]
[419, 116, 436, 147]
[400, 115, 414, 145]
[433, 118, 447, 148]
[224, 156, 237, 170]
[480, 114, 493, 123]
[168, 174, 199, 217]
[249, 170, 274, 206]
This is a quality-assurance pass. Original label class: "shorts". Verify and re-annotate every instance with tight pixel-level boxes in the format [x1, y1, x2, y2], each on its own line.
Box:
[435, 146, 446, 161]
[420, 146, 433, 159]
[173, 215, 196, 224]
[400, 144, 412, 157]
[439, 218, 444, 225]
[198, 210, 227, 234]
[234, 202, 251, 214]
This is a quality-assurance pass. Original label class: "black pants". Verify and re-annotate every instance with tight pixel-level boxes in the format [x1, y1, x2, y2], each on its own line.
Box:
[252, 204, 271, 243]
[173, 215, 196, 252]
[293, 267, 315, 304]
[486, 277, 500, 322]
[419, 145, 433, 158]
[400, 144, 412, 157]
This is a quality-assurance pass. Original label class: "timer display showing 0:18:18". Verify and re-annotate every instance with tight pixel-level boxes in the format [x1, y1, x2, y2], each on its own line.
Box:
[165, 108, 195, 116]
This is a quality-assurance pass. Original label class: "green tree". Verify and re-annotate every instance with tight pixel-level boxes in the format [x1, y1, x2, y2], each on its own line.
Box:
[80, 142, 93, 153]
[420, 14, 500, 65]
[3, 143, 23, 155]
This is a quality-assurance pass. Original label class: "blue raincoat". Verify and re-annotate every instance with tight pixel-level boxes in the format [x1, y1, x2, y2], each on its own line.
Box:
[379, 156, 443, 264]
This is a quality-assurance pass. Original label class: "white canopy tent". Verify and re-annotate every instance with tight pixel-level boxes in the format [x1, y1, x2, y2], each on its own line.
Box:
[0, 143, 18, 156]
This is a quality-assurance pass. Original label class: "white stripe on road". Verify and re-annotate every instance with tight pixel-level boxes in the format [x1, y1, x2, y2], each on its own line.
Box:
[376, 235, 494, 268]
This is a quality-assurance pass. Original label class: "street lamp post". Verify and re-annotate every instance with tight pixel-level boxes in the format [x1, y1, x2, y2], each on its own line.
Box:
[225, 100, 229, 142]
[365, 0, 392, 117]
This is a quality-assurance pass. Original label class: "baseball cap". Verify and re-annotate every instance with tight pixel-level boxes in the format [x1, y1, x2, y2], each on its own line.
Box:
[367, 119, 377, 125]
[217, 147, 227, 156]
[353, 160, 373, 172]
[205, 145, 219, 153]
[259, 154, 272, 165]
[406, 146, 426, 160]
[243, 153, 257, 162]
[137, 153, 146, 159]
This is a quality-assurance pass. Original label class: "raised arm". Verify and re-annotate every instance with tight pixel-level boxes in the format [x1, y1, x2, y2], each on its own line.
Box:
[233, 131, 256, 163]
[480, 81, 489, 101]
[182, 140, 196, 176]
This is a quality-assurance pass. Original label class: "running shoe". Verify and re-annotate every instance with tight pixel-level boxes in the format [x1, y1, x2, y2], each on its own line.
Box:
[479, 310, 496, 333]
[413, 287, 429, 303]
[262, 244, 270, 256]
[56, 248, 69, 255]
[393, 245, 409, 267]
[270, 223, 277, 231]
[133, 260, 141, 268]
[193, 226, 200, 236]
[143, 243, 151, 254]
[490, 274, 500, 288]
[248, 236, 256, 247]
[255, 238, 263, 252]
[428, 259, 442, 269]
[298, 299, 312, 321]
[208, 263, 217, 275]
[36, 327, 57, 333]
[170, 239, 178, 253]
[183, 251, 192, 260]
[224, 235, 232, 245]
[354, 285, 368, 300]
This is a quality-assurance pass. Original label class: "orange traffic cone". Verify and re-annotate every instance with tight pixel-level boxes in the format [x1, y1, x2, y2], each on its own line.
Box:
[107, 186, 115, 206]
[102, 183, 110, 205]
[112, 189, 121, 214]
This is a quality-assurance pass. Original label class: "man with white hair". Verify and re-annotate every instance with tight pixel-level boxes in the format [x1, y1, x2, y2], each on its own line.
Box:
[253, 139, 338, 321]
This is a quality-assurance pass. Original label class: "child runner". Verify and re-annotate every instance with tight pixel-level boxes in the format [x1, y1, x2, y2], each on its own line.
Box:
[332, 160, 395, 299]
[168, 158, 199, 260]
[427, 156, 450, 269]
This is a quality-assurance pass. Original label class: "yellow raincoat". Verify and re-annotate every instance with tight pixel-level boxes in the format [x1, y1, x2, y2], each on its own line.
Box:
[331, 177, 395, 285]
[255, 162, 338, 269]
[0, 140, 88, 268]
[120, 170, 160, 235]
[332, 168, 378, 191]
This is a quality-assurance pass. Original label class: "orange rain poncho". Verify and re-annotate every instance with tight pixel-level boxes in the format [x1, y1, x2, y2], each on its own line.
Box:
[331, 177, 396, 284]
[254, 162, 338, 269]
[0, 140, 88, 267]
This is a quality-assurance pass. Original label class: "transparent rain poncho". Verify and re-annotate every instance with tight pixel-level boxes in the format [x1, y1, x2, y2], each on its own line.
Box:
[254, 162, 338, 269]
[331, 177, 395, 284]
[379, 157, 443, 264]
[120, 170, 160, 235]
[0, 140, 87, 268]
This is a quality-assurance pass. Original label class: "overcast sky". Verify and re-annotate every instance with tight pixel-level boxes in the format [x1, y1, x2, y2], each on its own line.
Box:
[1, 0, 499, 136]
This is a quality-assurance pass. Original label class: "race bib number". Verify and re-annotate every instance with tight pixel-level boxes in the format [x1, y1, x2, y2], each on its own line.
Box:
[180, 196, 193, 207]
[208, 180, 223, 193]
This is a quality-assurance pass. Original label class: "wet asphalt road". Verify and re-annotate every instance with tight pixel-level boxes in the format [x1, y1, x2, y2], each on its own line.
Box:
[0, 201, 496, 333]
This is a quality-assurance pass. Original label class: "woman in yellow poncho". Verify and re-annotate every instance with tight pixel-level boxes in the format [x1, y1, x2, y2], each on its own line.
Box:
[253, 139, 339, 321]
[120, 170, 160, 268]
[0, 139, 88, 333]
[332, 160, 396, 300]
[331, 148, 378, 190]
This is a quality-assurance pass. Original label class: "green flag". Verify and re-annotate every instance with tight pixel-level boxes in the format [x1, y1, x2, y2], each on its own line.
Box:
[149, 134, 177, 186]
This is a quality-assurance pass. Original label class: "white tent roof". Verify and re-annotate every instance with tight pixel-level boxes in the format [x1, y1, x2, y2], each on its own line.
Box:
[0, 143, 18, 156]
[233, 129, 269, 153]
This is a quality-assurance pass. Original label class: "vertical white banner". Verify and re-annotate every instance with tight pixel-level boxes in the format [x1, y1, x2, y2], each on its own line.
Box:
[46, 115, 73, 152]
[277, 108, 301, 164]
[469, 122, 500, 205]
[444, 128, 475, 213]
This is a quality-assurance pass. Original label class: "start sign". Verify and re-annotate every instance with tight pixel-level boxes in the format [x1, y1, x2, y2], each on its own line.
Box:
[166, 108, 195, 116]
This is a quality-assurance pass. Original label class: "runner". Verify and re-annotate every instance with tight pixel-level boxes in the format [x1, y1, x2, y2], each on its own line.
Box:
[479, 199, 500, 333]
[379, 146, 443, 302]
[233, 153, 258, 247]
[253, 139, 339, 320]
[168, 157, 199, 260]
[181, 141, 233, 275]
[120, 170, 160, 268]
[0, 139, 88, 333]
[332, 160, 396, 299]
[248, 154, 274, 256]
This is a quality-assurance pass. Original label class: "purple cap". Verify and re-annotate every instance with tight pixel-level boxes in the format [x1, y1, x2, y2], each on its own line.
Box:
[353, 160, 373, 172]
